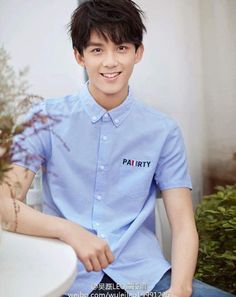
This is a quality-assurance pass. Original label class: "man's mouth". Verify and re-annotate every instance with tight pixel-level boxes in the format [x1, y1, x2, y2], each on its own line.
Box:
[101, 72, 121, 79]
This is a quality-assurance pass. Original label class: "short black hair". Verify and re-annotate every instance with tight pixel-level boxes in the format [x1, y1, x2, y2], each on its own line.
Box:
[68, 0, 146, 55]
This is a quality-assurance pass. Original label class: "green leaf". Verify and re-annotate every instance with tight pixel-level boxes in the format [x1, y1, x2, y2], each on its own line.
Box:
[195, 184, 236, 294]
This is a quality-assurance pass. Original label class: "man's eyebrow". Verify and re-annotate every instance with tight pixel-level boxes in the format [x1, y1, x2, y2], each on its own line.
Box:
[86, 42, 104, 47]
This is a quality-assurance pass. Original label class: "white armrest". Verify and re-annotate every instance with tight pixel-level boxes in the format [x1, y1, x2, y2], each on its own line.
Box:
[26, 189, 42, 211]
[155, 198, 171, 262]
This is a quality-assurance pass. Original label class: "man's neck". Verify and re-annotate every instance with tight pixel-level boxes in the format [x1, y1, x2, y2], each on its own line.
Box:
[93, 95, 127, 111]
[88, 84, 128, 111]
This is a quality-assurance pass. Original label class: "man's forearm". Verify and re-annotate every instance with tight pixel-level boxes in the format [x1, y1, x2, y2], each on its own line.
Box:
[0, 194, 67, 239]
[169, 227, 199, 296]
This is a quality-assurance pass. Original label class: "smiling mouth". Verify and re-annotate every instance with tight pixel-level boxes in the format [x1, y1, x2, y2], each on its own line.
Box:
[101, 72, 121, 79]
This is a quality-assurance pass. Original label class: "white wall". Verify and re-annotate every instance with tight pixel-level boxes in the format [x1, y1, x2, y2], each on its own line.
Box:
[0, 0, 84, 98]
[199, 0, 236, 165]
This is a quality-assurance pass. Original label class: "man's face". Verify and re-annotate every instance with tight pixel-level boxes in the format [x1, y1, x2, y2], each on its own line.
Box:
[74, 30, 144, 103]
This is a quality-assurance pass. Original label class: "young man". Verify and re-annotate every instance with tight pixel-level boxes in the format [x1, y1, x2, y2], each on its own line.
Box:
[1, 1, 235, 297]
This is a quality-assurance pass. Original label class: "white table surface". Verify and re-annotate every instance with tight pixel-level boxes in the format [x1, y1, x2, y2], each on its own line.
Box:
[0, 230, 78, 297]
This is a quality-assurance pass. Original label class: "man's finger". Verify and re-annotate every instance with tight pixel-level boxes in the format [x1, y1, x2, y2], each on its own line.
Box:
[97, 252, 109, 269]
[105, 247, 115, 264]
[90, 256, 102, 272]
[84, 258, 93, 272]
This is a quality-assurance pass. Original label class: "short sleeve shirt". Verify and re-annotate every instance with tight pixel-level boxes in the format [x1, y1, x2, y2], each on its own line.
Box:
[12, 83, 192, 296]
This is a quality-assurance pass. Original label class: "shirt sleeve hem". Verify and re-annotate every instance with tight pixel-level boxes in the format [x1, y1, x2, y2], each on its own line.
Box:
[11, 162, 39, 174]
[159, 182, 192, 191]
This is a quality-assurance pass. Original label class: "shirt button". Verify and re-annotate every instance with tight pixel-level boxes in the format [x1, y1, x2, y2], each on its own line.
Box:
[100, 165, 105, 170]
[104, 113, 109, 119]
[114, 119, 119, 124]
[102, 136, 107, 141]
[96, 195, 102, 200]
[92, 116, 97, 121]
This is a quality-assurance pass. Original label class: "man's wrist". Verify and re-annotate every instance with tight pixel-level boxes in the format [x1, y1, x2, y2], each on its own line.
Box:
[56, 217, 73, 241]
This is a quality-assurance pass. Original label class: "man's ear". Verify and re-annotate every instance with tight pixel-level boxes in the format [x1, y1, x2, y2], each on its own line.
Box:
[134, 43, 144, 64]
[74, 47, 85, 67]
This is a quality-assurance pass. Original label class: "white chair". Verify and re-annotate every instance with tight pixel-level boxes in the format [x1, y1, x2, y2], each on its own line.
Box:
[155, 197, 172, 262]
[26, 170, 42, 211]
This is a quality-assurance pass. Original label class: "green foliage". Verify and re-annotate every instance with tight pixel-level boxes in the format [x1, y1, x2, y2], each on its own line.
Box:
[195, 185, 236, 294]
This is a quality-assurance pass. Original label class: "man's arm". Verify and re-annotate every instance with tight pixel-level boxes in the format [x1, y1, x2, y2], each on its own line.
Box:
[161, 188, 199, 297]
[0, 164, 67, 238]
[0, 164, 115, 271]
[0, 164, 36, 202]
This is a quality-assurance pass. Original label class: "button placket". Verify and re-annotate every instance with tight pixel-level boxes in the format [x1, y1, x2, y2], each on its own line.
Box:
[92, 117, 112, 232]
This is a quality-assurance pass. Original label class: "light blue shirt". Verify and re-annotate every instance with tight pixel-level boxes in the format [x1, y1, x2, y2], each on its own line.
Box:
[12, 83, 192, 296]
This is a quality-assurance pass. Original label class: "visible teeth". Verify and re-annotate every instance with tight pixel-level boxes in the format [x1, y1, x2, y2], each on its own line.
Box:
[102, 72, 120, 78]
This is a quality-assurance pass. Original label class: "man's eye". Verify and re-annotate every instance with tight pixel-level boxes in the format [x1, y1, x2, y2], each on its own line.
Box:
[118, 46, 128, 51]
[92, 48, 102, 53]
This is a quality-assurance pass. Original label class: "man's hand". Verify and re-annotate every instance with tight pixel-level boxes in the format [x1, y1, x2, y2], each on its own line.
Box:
[59, 220, 115, 272]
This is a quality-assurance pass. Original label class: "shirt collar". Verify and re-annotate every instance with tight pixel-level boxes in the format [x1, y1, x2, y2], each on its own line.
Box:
[80, 82, 134, 127]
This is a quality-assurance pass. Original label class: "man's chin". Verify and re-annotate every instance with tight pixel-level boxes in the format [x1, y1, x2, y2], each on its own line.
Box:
[89, 82, 128, 99]
[99, 86, 124, 97]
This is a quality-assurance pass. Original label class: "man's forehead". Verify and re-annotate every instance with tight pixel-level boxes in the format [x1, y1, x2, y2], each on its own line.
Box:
[87, 30, 129, 47]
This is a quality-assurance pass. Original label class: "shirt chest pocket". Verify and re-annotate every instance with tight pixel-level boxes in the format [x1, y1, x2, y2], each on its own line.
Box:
[117, 160, 154, 199]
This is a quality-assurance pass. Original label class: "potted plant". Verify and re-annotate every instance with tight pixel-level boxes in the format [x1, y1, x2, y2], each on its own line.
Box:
[194, 184, 236, 294]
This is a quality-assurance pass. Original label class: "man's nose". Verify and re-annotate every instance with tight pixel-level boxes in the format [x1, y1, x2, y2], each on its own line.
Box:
[102, 52, 118, 68]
